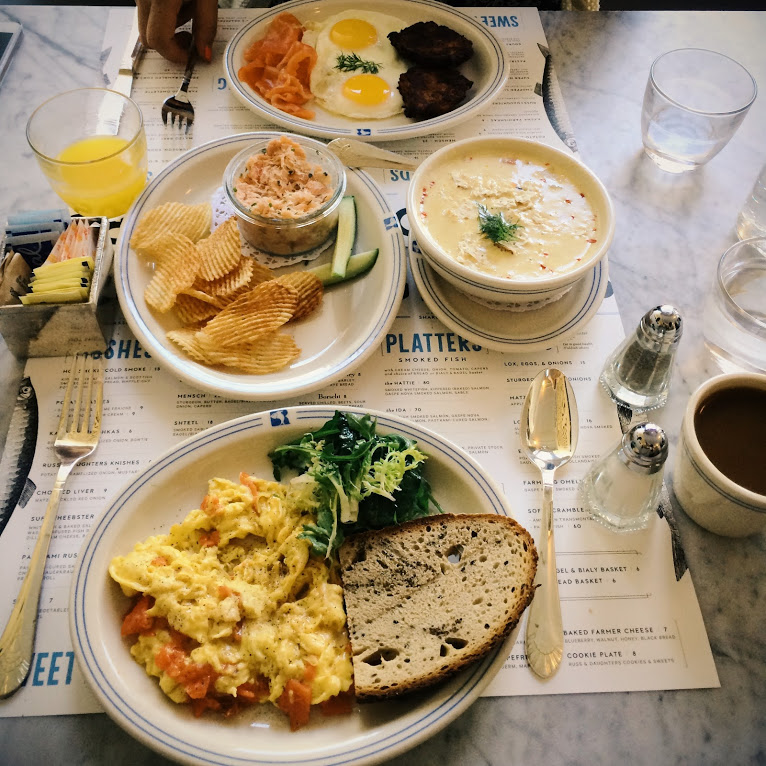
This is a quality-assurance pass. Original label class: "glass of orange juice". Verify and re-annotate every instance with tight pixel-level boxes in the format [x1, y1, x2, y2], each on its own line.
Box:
[27, 88, 148, 219]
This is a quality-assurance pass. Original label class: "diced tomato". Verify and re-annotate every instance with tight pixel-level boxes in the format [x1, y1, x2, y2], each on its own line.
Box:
[237, 677, 270, 704]
[239, 472, 260, 500]
[166, 626, 194, 650]
[303, 661, 317, 683]
[155, 643, 218, 700]
[320, 689, 354, 716]
[185, 674, 213, 700]
[200, 494, 221, 516]
[121, 594, 155, 637]
[277, 679, 312, 731]
[218, 585, 233, 599]
[191, 696, 221, 717]
[199, 529, 220, 547]
[150, 556, 168, 566]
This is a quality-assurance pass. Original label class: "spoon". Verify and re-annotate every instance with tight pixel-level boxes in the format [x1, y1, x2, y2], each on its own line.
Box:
[326, 138, 420, 170]
[520, 368, 579, 679]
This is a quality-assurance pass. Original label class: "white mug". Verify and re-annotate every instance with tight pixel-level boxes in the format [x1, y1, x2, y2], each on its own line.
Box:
[674, 373, 766, 537]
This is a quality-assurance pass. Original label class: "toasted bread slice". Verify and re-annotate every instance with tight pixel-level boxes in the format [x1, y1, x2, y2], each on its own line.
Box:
[338, 513, 537, 701]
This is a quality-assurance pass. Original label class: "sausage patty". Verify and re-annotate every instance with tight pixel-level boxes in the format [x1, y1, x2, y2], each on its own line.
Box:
[397, 67, 473, 119]
[388, 21, 474, 68]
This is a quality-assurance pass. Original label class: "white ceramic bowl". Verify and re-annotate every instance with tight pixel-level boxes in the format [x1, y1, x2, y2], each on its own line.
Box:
[674, 372, 766, 537]
[406, 136, 615, 310]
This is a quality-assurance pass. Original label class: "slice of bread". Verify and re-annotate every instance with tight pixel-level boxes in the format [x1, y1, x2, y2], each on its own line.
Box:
[338, 513, 537, 701]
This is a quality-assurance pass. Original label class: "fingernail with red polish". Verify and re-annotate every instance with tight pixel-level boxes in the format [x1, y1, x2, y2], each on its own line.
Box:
[204, 45, 212, 62]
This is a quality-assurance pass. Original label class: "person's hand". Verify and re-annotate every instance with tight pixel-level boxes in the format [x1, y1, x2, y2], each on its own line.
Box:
[136, 0, 218, 65]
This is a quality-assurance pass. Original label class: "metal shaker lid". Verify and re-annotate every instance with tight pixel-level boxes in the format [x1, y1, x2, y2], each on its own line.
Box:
[619, 422, 668, 474]
[639, 305, 683, 351]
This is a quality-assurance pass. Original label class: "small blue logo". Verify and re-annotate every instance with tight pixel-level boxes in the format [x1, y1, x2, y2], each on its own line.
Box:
[356, 128, 372, 136]
[270, 409, 290, 426]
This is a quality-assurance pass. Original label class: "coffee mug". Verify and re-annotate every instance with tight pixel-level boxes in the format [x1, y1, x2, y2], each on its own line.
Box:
[674, 373, 766, 536]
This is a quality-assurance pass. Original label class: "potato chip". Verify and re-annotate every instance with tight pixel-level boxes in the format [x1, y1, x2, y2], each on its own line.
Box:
[144, 235, 201, 313]
[204, 332, 300, 374]
[166, 326, 210, 363]
[248, 260, 277, 287]
[177, 287, 225, 307]
[275, 272, 324, 321]
[197, 217, 242, 281]
[130, 202, 212, 252]
[197, 281, 298, 348]
[193, 256, 254, 298]
[174, 293, 221, 324]
[135, 201, 322, 374]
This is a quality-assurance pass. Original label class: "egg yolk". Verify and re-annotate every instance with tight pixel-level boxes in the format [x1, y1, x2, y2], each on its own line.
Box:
[330, 18, 378, 49]
[342, 74, 392, 106]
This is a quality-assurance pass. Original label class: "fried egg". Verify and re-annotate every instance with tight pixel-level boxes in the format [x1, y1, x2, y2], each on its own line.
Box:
[303, 10, 407, 120]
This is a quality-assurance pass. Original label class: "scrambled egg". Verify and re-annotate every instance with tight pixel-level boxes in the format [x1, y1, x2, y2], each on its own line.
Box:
[109, 473, 353, 718]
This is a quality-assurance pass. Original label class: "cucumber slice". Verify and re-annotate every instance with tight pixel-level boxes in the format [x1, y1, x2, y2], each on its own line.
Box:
[330, 196, 357, 280]
[308, 249, 379, 286]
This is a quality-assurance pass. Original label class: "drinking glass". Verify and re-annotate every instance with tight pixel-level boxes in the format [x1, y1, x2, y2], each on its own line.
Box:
[27, 88, 148, 218]
[641, 48, 756, 174]
[703, 237, 766, 373]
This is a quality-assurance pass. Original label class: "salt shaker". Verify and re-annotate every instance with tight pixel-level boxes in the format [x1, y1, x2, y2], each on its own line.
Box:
[579, 422, 668, 532]
[599, 305, 682, 411]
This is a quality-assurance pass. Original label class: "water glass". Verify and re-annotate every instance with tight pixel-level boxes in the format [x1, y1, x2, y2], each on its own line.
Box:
[703, 237, 766, 373]
[737, 163, 766, 240]
[27, 88, 148, 219]
[641, 48, 756, 174]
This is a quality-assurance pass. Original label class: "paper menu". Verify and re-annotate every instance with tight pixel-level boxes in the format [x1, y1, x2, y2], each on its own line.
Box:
[0, 313, 719, 717]
[0, 7, 718, 719]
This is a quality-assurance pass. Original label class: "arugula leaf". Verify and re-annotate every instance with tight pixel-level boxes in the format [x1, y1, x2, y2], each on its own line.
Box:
[270, 411, 443, 559]
[477, 203, 520, 245]
[335, 52, 380, 75]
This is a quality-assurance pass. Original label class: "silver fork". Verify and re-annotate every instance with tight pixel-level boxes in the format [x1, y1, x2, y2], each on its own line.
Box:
[161, 47, 197, 133]
[0, 353, 104, 699]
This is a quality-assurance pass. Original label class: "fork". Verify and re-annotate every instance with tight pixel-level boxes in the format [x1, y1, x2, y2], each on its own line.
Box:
[161, 47, 197, 133]
[0, 354, 103, 699]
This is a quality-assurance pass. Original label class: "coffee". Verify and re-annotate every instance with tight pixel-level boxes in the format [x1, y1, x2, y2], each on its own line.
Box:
[694, 386, 766, 495]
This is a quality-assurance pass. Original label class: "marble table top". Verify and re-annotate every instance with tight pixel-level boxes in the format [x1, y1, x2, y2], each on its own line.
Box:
[0, 6, 764, 765]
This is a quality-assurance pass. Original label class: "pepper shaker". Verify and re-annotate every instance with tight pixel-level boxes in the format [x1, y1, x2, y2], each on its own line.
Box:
[599, 305, 682, 411]
[579, 422, 668, 532]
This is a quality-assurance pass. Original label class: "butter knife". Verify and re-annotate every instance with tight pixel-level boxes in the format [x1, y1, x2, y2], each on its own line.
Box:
[112, 14, 144, 97]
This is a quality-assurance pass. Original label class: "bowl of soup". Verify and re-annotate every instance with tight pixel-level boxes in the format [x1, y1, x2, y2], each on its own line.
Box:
[406, 137, 615, 309]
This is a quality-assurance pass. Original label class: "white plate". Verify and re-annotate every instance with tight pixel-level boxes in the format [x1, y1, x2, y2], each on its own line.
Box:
[71, 405, 520, 766]
[116, 133, 405, 401]
[411, 250, 609, 353]
[224, 0, 510, 142]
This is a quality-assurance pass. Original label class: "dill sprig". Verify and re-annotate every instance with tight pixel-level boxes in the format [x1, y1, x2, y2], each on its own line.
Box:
[477, 203, 520, 244]
[335, 52, 380, 75]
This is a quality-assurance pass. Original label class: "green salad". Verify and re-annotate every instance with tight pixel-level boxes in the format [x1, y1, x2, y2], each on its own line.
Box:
[269, 411, 443, 558]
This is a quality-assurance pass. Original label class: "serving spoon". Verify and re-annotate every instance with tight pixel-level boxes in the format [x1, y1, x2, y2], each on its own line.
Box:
[326, 138, 420, 170]
[520, 368, 579, 679]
